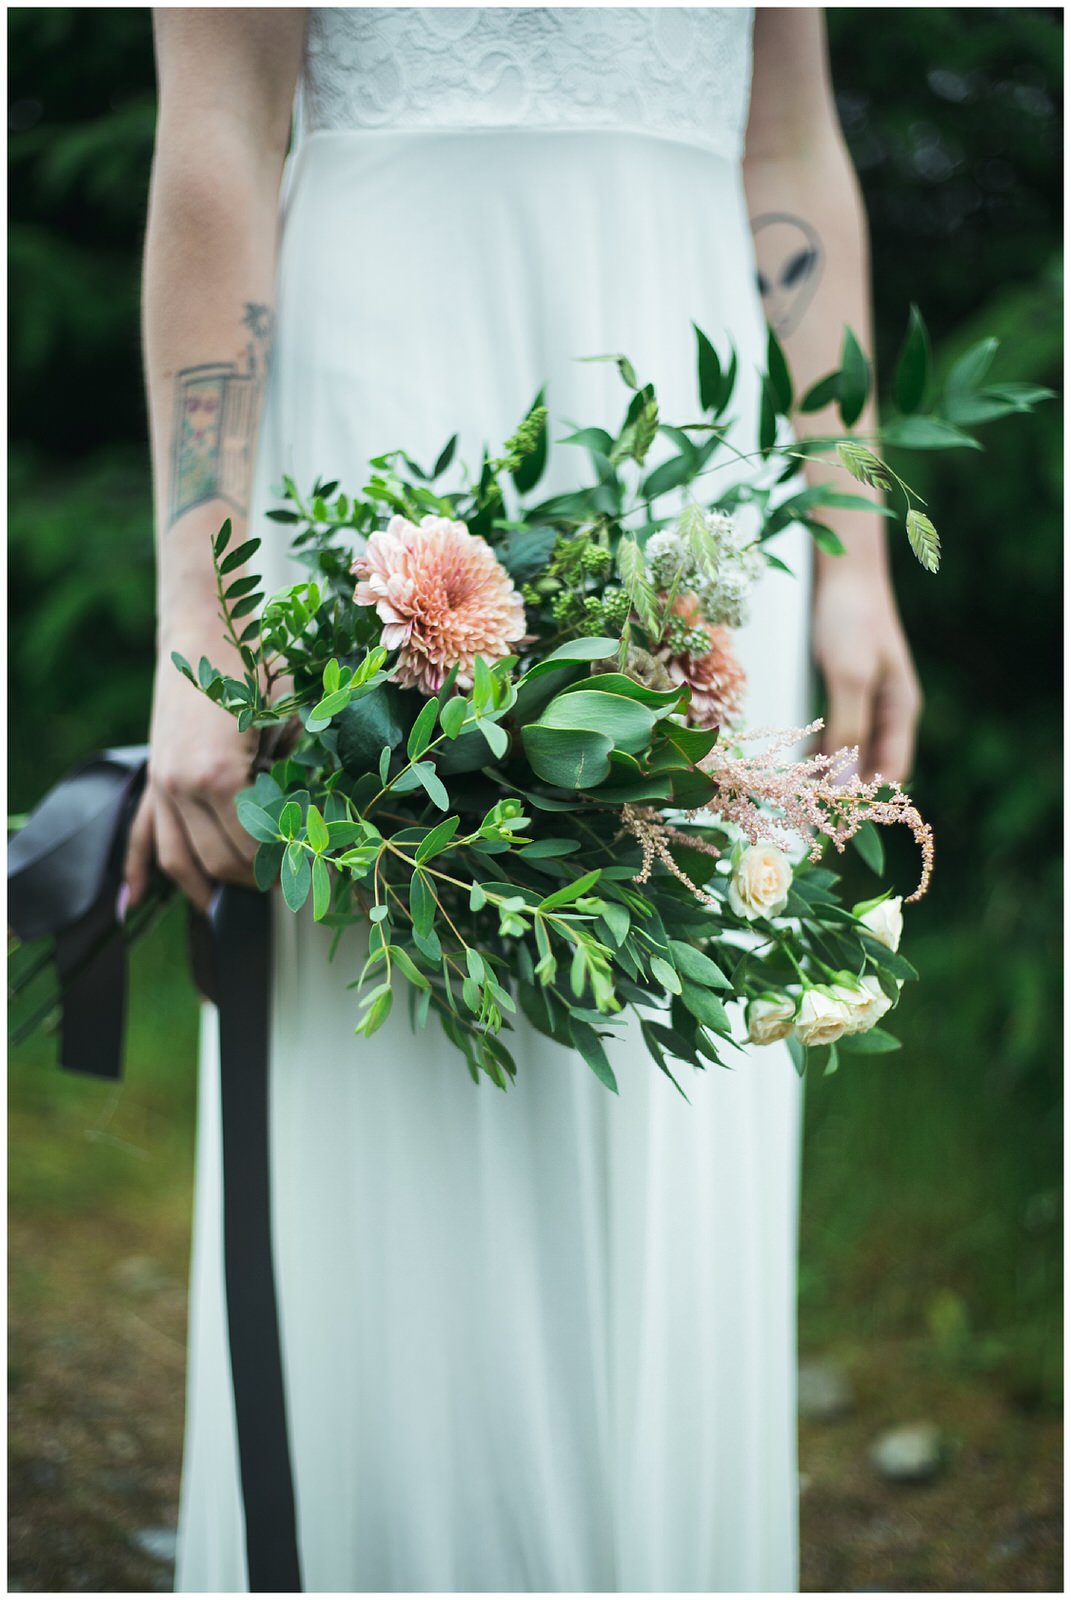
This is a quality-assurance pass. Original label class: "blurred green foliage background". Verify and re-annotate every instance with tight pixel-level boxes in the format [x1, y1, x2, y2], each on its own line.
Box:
[7, 6, 1063, 1573]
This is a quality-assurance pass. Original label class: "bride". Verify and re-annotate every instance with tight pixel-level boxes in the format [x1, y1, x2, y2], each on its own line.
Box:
[124, 8, 920, 1592]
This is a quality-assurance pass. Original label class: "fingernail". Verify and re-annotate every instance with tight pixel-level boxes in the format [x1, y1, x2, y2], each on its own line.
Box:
[116, 883, 131, 924]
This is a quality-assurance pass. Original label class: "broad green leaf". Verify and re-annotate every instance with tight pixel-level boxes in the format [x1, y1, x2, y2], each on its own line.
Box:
[415, 763, 450, 810]
[679, 979, 731, 1034]
[759, 375, 777, 453]
[517, 838, 582, 859]
[389, 945, 431, 990]
[650, 955, 682, 995]
[415, 816, 461, 862]
[337, 683, 409, 777]
[838, 1027, 902, 1055]
[569, 1017, 619, 1093]
[432, 433, 458, 478]
[236, 798, 281, 844]
[881, 415, 982, 451]
[806, 520, 847, 557]
[308, 687, 352, 728]
[409, 871, 436, 939]
[498, 522, 556, 581]
[281, 843, 311, 912]
[668, 940, 730, 988]
[766, 324, 794, 414]
[312, 855, 331, 920]
[306, 803, 329, 853]
[799, 371, 840, 414]
[641, 453, 693, 500]
[893, 304, 931, 415]
[946, 336, 998, 396]
[477, 717, 509, 760]
[356, 988, 393, 1037]
[538, 869, 602, 912]
[838, 325, 871, 428]
[693, 322, 723, 413]
[851, 820, 886, 875]
[219, 538, 262, 575]
[253, 841, 284, 891]
[439, 696, 469, 740]
[278, 800, 302, 839]
[559, 426, 614, 458]
[533, 688, 656, 754]
[521, 725, 615, 789]
[407, 698, 439, 760]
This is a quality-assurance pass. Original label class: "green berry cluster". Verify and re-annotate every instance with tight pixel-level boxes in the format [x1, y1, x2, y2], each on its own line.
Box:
[580, 543, 613, 576]
[497, 405, 548, 473]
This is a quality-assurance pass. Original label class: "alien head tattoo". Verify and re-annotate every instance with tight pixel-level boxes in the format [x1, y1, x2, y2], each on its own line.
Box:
[752, 213, 824, 338]
[168, 302, 273, 528]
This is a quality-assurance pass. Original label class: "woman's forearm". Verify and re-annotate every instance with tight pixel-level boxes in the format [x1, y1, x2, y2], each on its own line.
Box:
[742, 10, 920, 780]
[743, 134, 890, 593]
[144, 9, 304, 655]
[143, 126, 284, 653]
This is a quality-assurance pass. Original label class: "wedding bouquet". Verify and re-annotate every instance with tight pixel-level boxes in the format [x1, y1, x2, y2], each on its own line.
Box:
[168, 316, 1044, 1092]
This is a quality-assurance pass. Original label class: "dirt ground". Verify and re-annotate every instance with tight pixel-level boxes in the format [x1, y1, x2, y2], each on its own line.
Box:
[7, 1208, 1063, 1594]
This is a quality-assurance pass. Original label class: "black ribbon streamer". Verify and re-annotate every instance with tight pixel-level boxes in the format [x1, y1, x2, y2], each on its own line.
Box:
[8, 748, 304, 1592]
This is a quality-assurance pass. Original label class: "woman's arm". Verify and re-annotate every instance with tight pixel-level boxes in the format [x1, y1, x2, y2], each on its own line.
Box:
[743, 6, 921, 783]
[124, 8, 305, 913]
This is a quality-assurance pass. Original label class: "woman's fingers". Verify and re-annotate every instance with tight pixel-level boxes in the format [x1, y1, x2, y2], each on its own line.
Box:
[154, 794, 216, 913]
[819, 663, 874, 771]
[195, 792, 259, 873]
[123, 786, 156, 911]
[867, 659, 922, 784]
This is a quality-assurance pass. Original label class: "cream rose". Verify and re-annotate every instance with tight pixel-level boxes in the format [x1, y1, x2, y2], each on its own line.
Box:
[851, 975, 894, 1033]
[747, 995, 797, 1046]
[858, 895, 903, 951]
[827, 978, 880, 1035]
[793, 987, 856, 1048]
[728, 844, 792, 921]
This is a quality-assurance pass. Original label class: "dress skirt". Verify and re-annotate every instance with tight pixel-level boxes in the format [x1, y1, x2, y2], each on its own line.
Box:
[175, 124, 812, 1593]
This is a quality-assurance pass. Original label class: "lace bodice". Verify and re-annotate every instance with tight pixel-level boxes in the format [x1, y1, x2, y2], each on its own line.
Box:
[300, 7, 754, 162]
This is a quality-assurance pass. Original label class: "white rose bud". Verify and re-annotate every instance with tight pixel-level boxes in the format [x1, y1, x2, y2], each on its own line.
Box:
[793, 987, 855, 1048]
[747, 995, 797, 1046]
[728, 844, 793, 922]
[858, 895, 904, 951]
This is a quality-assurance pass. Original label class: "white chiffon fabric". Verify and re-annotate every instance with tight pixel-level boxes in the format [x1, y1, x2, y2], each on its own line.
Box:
[175, 9, 811, 1593]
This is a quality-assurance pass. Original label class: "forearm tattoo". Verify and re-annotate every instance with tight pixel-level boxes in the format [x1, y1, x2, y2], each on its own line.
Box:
[751, 213, 824, 337]
[168, 301, 273, 528]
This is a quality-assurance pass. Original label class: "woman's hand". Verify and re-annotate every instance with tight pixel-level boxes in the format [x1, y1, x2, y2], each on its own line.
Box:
[122, 621, 260, 917]
[812, 562, 922, 785]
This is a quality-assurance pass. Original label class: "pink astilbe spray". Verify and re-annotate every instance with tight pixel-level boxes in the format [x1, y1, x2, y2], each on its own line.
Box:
[697, 719, 934, 902]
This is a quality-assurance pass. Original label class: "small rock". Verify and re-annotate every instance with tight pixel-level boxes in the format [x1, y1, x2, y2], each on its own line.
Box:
[131, 1526, 178, 1566]
[798, 1357, 853, 1421]
[869, 1421, 944, 1483]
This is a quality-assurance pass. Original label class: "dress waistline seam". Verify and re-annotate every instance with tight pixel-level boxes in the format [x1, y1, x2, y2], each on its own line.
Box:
[292, 121, 741, 166]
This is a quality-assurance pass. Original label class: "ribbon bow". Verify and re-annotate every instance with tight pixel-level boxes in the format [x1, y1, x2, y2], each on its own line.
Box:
[8, 747, 303, 1591]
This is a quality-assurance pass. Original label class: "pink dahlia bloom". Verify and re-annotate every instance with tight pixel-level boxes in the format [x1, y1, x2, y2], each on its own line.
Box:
[659, 595, 747, 729]
[351, 514, 525, 695]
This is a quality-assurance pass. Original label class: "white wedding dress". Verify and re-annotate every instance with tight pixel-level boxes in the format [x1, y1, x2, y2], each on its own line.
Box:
[175, 9, 811, 1592]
